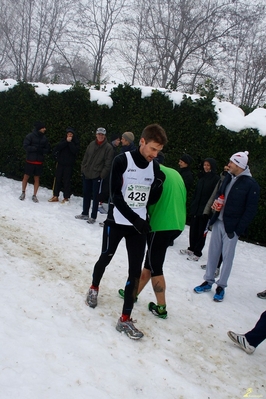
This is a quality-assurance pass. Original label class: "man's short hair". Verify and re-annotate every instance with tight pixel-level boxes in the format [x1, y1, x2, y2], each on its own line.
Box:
[141, 124, 168, 145]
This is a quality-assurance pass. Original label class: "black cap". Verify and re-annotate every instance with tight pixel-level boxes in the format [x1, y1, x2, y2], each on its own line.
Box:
[35, 121, 46, 131]
[180, 153, 193, 165]
[66, 127, 75, 134]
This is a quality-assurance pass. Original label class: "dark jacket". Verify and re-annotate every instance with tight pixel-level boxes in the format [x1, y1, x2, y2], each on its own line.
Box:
[179, 167, 194, 192]
[121, 142, 137, 153]
[81, 137, 113, 179]
[210, 172, 260, 236]
[190, 158, 219, 216]
[53, 134, 80, 166]
[23, 129, 50, 163]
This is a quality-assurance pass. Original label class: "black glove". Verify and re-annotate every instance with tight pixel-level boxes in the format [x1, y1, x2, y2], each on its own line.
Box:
[227, 232, 235, 239]
[133, 217, 151, 234]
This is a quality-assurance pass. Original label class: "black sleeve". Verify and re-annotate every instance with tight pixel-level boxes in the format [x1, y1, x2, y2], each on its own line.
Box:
[148, 161, 165, 205]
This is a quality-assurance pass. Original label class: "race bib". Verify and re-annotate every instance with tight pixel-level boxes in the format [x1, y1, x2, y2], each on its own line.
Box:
[124, 184, 151, 208]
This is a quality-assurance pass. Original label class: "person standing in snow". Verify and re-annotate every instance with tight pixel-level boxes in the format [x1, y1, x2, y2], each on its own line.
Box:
[75, 127, 113, 224]
[227, 310, 266, 354]
[180, 158, 219, 261]
[120, 131, 136, 153]
[178, 153, 194, 193]
[48, 127, 80, 203]
[85, 124, 168, 340]
[194, 151, 260, 302]
[119, 160, 187, 319]
[19, 121, 50, 203]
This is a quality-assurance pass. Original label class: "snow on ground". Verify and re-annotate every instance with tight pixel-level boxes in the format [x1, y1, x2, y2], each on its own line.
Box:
[0, 176, 265, 399]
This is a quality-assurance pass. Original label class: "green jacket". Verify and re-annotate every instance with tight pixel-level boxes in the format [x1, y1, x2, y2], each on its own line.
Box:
[148, 164, 187, 232]
[81, 138, 113, 179]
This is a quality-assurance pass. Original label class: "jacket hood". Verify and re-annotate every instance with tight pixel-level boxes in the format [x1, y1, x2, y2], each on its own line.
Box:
[204, 157, 217, 173]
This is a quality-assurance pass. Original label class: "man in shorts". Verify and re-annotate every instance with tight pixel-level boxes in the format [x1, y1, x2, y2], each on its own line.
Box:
[19, 121, 50, 203]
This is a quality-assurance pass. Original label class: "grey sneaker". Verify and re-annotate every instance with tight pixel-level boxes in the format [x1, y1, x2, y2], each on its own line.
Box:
[87, 218, 96, 224]
[257, 289, 266, 299]
[187, 254, 200, 261]
[75, 214, 89, 220]
[227, 331, 255, 354]
[180, 249, 193, 256]
[116, 318, 144, 340]
[85, 288, 98, 308]
[32, 195, 39, 203]
[19, 192, 25, 200]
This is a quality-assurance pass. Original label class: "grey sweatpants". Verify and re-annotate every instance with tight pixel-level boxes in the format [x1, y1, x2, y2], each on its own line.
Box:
[204, 220, 238, 288]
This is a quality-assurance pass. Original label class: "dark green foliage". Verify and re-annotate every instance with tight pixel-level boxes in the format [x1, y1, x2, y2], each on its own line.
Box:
[0, 82, 265, 243]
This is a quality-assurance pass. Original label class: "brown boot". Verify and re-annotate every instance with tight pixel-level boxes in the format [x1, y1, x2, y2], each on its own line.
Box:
[48, 196, 59, 202]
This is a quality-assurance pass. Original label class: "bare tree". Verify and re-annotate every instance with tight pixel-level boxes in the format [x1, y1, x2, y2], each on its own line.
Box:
[0, 0, 76, 82]
[72, 0, 128, 86]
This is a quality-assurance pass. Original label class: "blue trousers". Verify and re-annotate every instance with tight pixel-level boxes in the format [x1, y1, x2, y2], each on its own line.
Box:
[82, 176, 101, 219]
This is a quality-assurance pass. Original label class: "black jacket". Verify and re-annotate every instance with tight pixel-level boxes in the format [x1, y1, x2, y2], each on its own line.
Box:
[53, 134, 80, 166]
[190, 158, 219, 216]
[179, 167, 194, 192]
[23, 129, 50, 163]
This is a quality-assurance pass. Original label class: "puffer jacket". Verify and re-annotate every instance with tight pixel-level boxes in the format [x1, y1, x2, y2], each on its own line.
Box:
[81, 137, 113, 179]
[23, 129, 50, 163]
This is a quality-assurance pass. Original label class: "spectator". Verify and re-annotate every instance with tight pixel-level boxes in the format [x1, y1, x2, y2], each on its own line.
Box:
[194, 151, 260, 302]
[227, 311, 266, 354]
[110, 133, 121, 156]
[75, 127, 113, 224]
[121, 131, 136, 152]
[178, 153, 194, 193]
[48, 127, 79, 203]
[19, 121, 50, 203]
[180, 158, 219, 261]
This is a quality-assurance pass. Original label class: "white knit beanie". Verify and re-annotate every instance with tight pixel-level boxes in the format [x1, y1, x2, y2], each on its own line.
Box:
[230, 151, 249, 169]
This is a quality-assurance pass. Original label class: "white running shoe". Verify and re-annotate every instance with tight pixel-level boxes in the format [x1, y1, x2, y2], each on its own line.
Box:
[227, 331, 255, 354]
[179, 249, 193, 256]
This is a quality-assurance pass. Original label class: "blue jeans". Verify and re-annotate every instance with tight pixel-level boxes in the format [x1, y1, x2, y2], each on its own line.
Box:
[82, 176, 101, 219]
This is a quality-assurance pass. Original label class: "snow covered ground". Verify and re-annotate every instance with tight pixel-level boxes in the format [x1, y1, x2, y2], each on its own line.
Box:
[0, 176, 265, 399]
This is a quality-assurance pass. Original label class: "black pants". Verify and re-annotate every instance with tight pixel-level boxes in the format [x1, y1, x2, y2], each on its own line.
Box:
[92, 223, 146, 316]
[54, 163, 73, 199]
[188, 215, 209, 257]
[144, 230, 182, 276]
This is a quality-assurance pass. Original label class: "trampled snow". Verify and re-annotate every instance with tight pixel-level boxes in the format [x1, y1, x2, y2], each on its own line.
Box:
[0, 176, 265, 399]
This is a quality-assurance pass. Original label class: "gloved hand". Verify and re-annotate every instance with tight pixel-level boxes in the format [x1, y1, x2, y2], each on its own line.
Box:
[133, 217, 151, 234]
[227, 232, 235, 239]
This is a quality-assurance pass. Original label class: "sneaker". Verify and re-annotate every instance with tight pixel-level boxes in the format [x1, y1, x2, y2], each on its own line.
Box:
[200, 264, 220, 278]
[118, 288, 138, 303]
[213, 286, 224, 302]
[19, 192, 25, 200]
[87, 218, 96, 224]
[48, 196, 58, 202]
[194, 281, 212, 293]
[85, 288, 98, 308]
[116, 317, 144, 340]
[257, 289, 266, 299]
[75, 214, 89, 220]
[227, 331, 255, 354]
[148, 302, 167, 319]
[187, 254, 200, 261]
[32, 195, 39, 203]
[99, 222, 104, 227]
[98, 205, 108, 214]
[61, 198, 69, 204]
[180, 249, 193, 256]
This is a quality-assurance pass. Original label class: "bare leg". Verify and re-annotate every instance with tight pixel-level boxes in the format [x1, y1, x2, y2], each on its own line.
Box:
[22, 174, 30, 192]
[151, 275, 166, 305]
[137, 268, 151, 295]
[33, 176, 40, 196]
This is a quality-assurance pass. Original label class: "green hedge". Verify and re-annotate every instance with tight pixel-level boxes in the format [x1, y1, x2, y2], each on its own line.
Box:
[0, 81, 265, 243]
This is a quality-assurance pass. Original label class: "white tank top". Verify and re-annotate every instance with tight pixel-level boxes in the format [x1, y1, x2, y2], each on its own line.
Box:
[113, 152, 154, 225]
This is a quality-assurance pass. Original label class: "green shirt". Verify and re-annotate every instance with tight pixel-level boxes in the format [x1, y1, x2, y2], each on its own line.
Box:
[148, 164, 187, 232]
